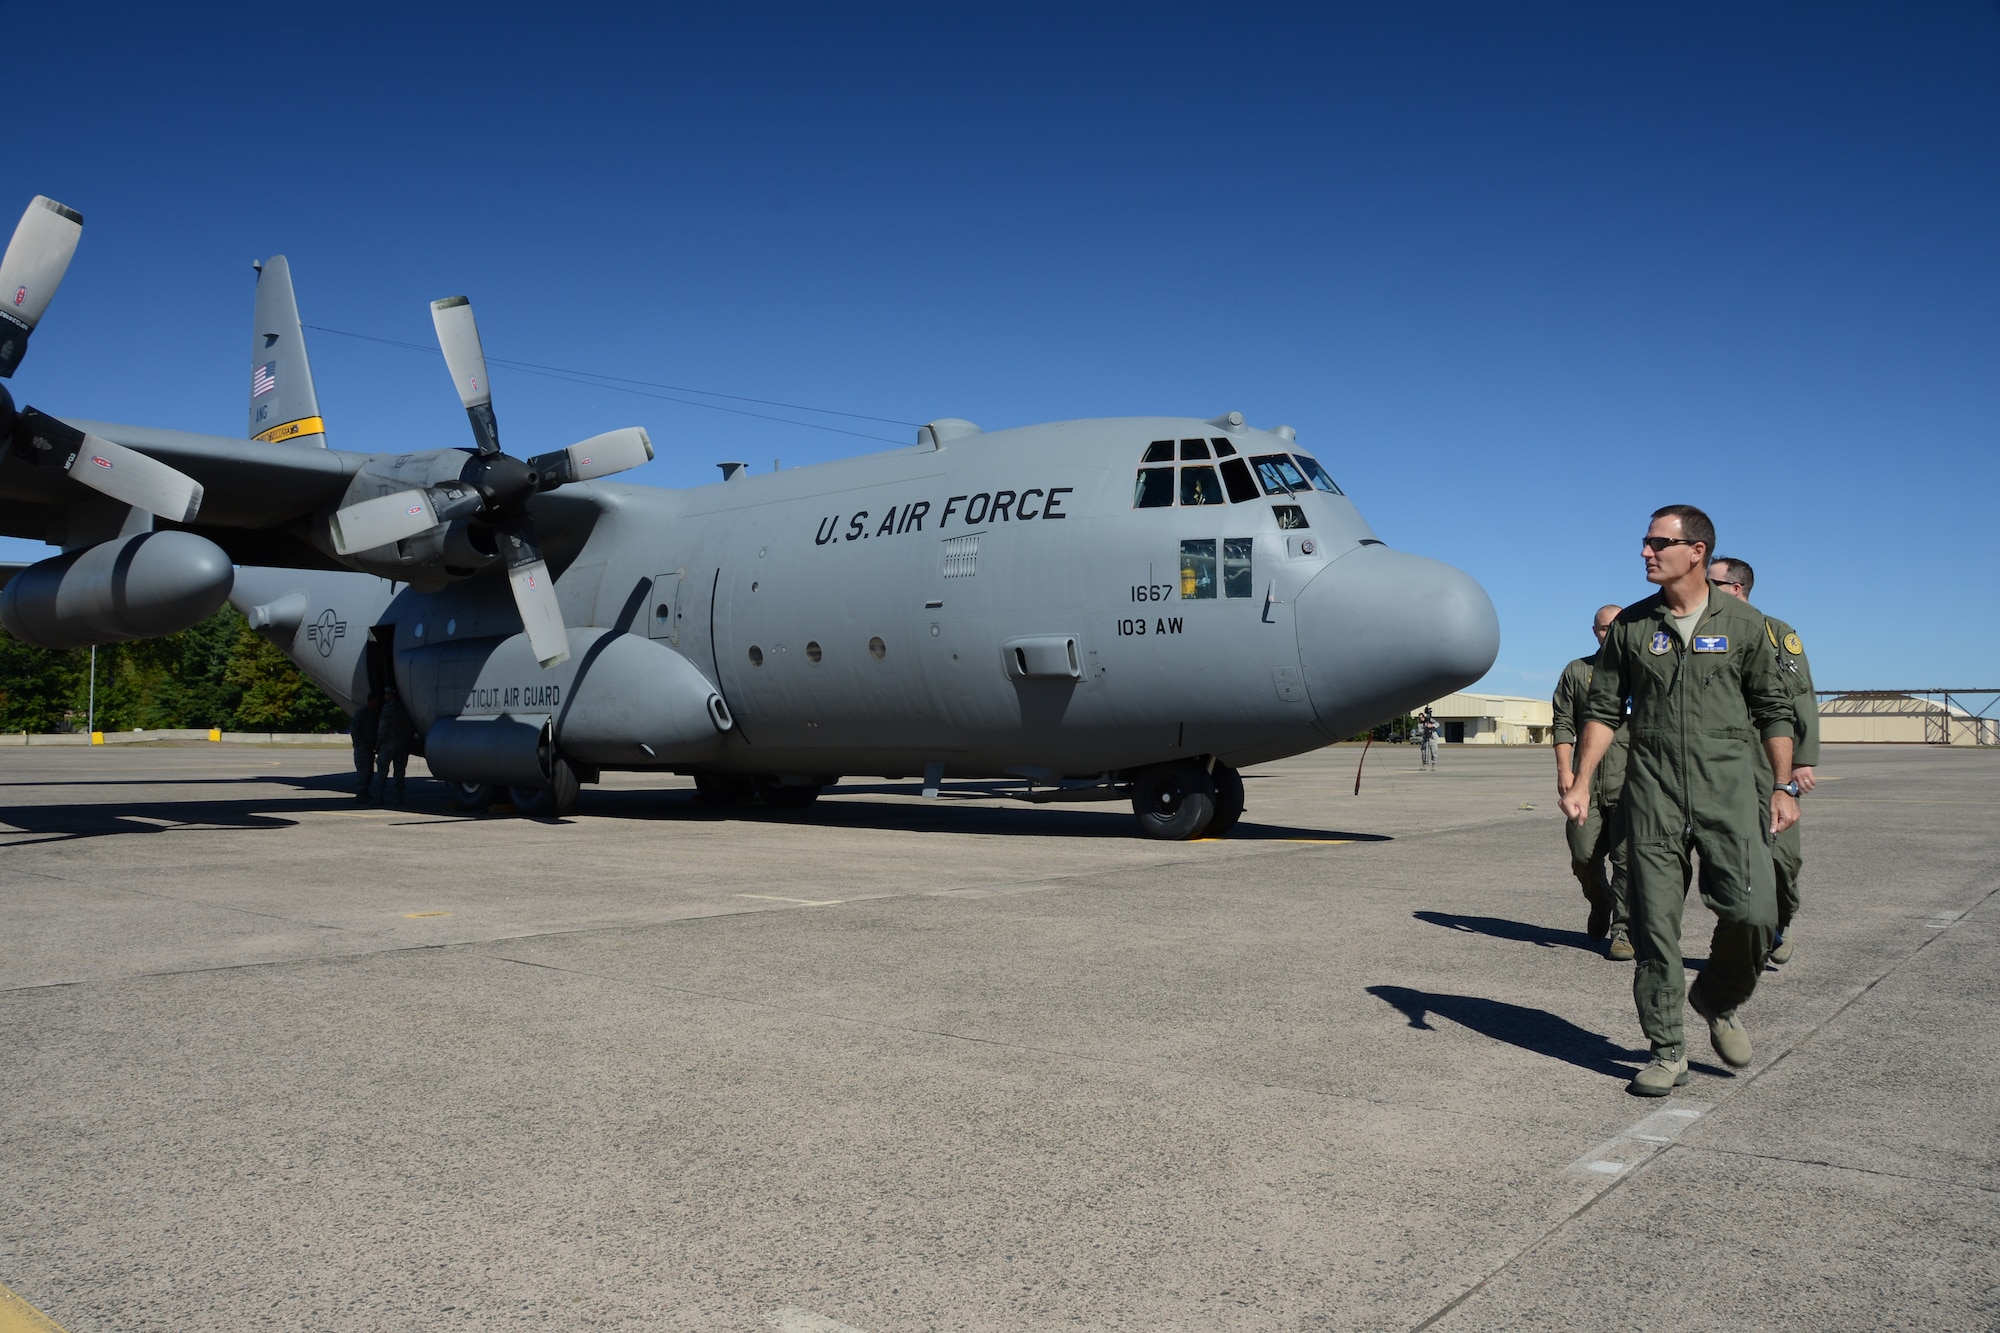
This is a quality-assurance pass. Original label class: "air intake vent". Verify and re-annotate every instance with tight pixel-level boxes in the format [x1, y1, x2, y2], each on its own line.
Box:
[942, 534, 980, 579]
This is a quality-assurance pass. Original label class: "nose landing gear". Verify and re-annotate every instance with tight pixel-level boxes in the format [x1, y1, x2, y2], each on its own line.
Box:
[1130, 759, 1244, 840]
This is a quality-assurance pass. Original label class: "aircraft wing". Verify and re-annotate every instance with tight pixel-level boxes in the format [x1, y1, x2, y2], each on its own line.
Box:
[1, 419, 366, 568]
[1, 419, 621, 574]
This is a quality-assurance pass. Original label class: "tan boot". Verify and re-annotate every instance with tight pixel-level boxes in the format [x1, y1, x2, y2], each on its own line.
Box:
[1629, 1055, 1690, 1097]
[1607, 932, 1635, 962]
[1768, 928, 1794, 965]
[1688, 983, 1752, 1069]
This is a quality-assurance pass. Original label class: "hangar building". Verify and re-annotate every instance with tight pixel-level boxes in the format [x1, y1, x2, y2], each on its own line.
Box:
[1421, 693, 1553, 745]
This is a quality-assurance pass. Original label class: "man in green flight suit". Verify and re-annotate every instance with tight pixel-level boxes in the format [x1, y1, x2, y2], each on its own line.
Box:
[1710, 556, 1819, 965]
[1552, 604, 1634, 961]
[1561, 504, 1800, 1097]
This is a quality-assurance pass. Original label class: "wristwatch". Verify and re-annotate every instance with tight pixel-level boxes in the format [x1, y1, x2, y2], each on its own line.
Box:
[1776, 779, 1802, 798]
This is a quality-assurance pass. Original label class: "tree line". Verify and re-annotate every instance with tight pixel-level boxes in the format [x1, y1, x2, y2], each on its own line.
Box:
[0, 606, 346, 734]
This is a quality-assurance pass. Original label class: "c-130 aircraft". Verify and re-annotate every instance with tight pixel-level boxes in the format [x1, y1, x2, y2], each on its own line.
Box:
[0, 196, 1500, 835]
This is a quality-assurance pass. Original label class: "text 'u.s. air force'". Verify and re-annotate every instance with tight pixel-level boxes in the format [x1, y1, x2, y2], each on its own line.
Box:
[814, 486, 1073, 546]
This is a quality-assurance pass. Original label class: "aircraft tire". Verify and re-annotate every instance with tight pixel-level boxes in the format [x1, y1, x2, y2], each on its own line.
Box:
[1130, 761, 1217, 840]
[1203, 763, 1245, 838]
[447, 781, 498, 813]
[511, 758, 580, 819]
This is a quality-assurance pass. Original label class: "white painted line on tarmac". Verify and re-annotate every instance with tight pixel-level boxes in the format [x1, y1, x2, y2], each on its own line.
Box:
[1924, 910, 1967, 929]
[735, 893, 846, 907]
[765, 1307, 869, 1333]
[1566, 1099, 1711, 1178]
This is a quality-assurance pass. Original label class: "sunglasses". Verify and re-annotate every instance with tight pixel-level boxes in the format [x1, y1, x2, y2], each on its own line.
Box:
[1642, 536, 1700, 553]
[1708, 577, 1742, 588]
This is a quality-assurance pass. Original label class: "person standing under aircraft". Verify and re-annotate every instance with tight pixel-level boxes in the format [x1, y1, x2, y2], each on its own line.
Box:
[375, 687, 414, 807]
[1418, 707, 1440, 769]
[1710, 557, 1819, 965]
[1561, 505, 1798, 1097]
[1553, 604, 1633, 961]
[350, 691, 381, 802]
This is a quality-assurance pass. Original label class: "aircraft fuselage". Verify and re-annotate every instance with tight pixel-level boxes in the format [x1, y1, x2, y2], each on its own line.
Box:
[235, 415, 1499, 788]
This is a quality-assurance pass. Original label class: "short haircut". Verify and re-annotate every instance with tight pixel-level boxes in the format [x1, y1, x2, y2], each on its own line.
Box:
[1594, 603, 1622, 626]
[1652, 503, 1715, 557]
[1711, 556, 1755, 594]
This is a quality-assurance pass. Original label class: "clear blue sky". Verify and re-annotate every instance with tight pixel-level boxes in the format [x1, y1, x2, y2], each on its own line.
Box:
[9, 2, 1997, 693]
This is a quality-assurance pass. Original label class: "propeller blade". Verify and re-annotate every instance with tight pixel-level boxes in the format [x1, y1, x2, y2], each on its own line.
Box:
[529, 427, 654, 488]
[68, 433, 203, 524]
[329, 489, 439, 556]
[0, 196, 85, 378]
[495, 519, 569, 668]
[12, 409, 202, 522]
[429, 295, 500, 455]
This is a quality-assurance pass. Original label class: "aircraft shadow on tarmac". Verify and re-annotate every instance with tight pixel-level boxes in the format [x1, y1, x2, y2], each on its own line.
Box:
[0, 773, 1389, 844]
[1366, 984, 1652, 1078]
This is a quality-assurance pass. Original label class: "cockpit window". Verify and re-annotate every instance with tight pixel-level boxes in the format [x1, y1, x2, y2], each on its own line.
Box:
[1219, 457, 1259, 503]
[1273, 504, 1309, 530]
[1180, 539, 1216, 599]
[1179, 438, 1211, 460]
[1180, 465, 1225, 506]
[1251, 454, 1308, 495]
[1143, 440, 1175, 464]
[1293, 454, 1344, 495]
[1210, 437, 1238, 457]
[1224, 538, 1254, 597]
[1134, 467, 1175, 508]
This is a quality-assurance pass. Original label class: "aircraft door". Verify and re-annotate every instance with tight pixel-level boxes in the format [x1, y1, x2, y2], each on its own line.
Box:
[647, 572, 683, 644]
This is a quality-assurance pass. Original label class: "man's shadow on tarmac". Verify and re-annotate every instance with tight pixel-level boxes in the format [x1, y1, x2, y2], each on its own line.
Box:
[1412, 910, 1710, 973]
[1413, 910, 1602, 955]
[1367, 984, 1652, 1078]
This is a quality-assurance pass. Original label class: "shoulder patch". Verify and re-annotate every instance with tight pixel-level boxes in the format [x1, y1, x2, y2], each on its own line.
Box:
[1784, 631, 1803, 655]
[1692, 634, 1729, 653]
[1649, 630, 1673, 655]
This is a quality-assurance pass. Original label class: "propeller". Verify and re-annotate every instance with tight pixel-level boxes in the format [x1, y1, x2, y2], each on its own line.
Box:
[0, 196, 206, 523]
[327, 295, 655, 669]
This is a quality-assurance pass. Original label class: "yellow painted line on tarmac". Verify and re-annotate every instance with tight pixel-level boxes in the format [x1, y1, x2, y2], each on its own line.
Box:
[404, 911, 452, 918]
[0, 1280, 69, 1333]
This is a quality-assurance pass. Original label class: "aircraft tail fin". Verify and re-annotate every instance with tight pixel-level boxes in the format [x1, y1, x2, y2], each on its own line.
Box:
[248, 256, 326, 447]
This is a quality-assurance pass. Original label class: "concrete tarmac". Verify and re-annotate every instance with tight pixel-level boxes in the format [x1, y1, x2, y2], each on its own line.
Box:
[2, 742, 1994, 1331]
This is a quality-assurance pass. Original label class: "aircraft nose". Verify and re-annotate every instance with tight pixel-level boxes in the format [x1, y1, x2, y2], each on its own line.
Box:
[1293, 545, 1500, 740]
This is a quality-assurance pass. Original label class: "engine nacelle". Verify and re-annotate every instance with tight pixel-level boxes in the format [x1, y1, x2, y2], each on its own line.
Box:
[314, 449, 499, 587]
[404, 627, 732, 785]
[0, 531, 234, 648]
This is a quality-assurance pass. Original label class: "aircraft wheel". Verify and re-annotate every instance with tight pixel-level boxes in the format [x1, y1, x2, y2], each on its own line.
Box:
[756, 776, 822, 809]
[1130, 761, 1217, 840]
[511, 758, 580, 818]
[692, 773, 756, 806]
[1203, 763, 1245, 839]
[447, 781, 498, 813]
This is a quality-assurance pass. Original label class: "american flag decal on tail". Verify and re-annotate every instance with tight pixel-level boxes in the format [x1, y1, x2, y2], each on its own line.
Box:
[251, 361, 277, 398]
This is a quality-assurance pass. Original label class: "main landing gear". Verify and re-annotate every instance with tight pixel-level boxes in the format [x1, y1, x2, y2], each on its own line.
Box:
[1128, 759, 1244, 841]
[445, 755, 583, 819]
